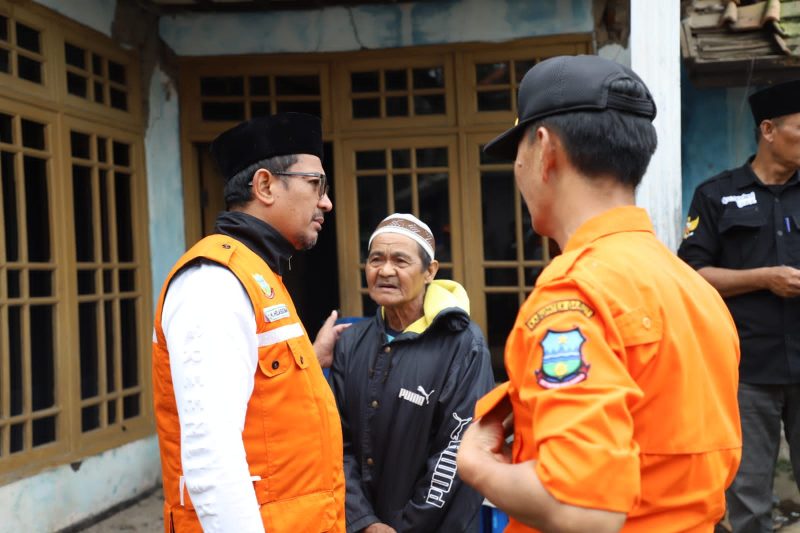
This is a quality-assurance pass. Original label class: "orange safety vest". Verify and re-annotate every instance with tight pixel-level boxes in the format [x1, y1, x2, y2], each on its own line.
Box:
[152, 234, 345, 533]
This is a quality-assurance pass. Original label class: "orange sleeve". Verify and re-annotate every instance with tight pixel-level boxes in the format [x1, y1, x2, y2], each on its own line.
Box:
[508, 279, 645, 513]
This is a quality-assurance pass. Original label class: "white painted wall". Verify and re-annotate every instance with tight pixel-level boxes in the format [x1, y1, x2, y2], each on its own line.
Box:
[630, 0, 682, 250]
[0, 436, 160, 533]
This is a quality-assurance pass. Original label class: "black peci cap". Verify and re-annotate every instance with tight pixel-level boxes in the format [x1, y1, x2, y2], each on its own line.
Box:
[210, 112, 323, 182]
[483, 54, 657, 160]
[749, 79, 800, 125]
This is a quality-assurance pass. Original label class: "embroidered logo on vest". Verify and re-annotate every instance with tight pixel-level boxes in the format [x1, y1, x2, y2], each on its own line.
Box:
[253, 273, 275, 299]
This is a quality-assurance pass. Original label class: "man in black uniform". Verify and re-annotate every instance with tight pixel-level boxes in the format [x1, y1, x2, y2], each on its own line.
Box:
[678, 79, 800, 533]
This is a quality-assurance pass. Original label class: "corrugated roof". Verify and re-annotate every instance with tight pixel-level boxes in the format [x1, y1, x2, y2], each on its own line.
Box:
[682, 0, 800, 86]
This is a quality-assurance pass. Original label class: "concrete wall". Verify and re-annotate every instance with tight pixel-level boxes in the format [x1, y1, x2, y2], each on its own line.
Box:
[680, 67, 757, 220]
[160, 0, 593, 55]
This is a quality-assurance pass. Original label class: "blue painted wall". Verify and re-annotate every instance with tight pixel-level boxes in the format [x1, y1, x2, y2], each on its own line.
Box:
[681, 66, 757, 219]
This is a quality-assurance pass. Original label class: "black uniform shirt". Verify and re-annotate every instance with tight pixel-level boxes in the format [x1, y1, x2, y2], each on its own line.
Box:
[678, 161, 800, 384]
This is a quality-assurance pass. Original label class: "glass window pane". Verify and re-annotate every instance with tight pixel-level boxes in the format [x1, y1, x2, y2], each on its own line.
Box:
[107, 399, 117, 424]
[274, 100, 321, 116]
[30, 305, 55, 410]
[250, 101, 269, 117]
[386, 96, 408, 117]
[413, 67, 444, 89]
[485, 268, 518, 287]
[10, 423, 23, 453]
[97, 136, 107, 163]
[0, 113, 11, 143]
[79, 302, 98, 399]
[67, 72, 88, 98]
[24, 156, 50, 262]
[93, 81, 104, 104]
[15, 23, 39, 53]
[7, 269, 20, 298]
[515, 59, 537, 83]
[99, 170, 110, 262]
[82, 405, 100, 432]
[357, 175, 387, 262]
[416, 147, 447, 168]
[352, 98, 380, 119]
[476, 62, 510, 85]
[275, 75, 319, 96]
[523, 202, 547, 261]
[91, 53, 103, 75]
[108, 60, 125, 84]
[355, 150, 386, 171]
[200, 76, 243, 97]
[77, 270, 95, 295]
[110, 88, 127, 111]
[29, 270, 51, 297]
[121, 298, 139, 388]
[70, 131, 90, 159]
[249, 76, 269, 96]
[105, 301, 115, 391]
[0, 49, 8, 74]
[123, 394, 140, 419]
[115, 172, 134, 262]
[103, 269, 113, 293]
[9, 305, 22, 415]
[72, 165, 94, 262]
[391, 149, 410, 169]
[414, 94, 446, 115]
[17, 55, 41, 84]
[201, 101, 245, 122]
[393, 173, 412, 213]
[481, 171, 516, 261]
[418, 172, 451, 262]
[32, 416, 55, 447]
[21, 119, 45, 150]
[351, 71, 379, 93]
[112, 141, 130, 167]
[384, 69, 407, 91]
[65, 43, 86, 69]
[0, 15, 7, 42]
[485, 293, 519, 380]
[2, 151, 18, 261]
[119, 269, 135, 292]
[525, 265, 545, 286]
[478, 90, 511, 112]
[361, 293, 378, 318]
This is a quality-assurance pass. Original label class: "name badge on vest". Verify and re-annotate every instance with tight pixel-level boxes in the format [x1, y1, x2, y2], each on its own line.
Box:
[264, 304, 291, 322]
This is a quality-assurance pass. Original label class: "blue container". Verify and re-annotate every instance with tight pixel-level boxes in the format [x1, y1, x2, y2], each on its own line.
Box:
[480, 504, 509, 532]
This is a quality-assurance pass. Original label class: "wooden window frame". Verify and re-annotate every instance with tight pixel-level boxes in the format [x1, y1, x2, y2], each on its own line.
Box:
[0, 0, 152, 486]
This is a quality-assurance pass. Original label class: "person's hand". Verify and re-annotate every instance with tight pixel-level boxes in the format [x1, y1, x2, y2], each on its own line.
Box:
[362, 523, 396, 533]
[313, 310, 351, 369]
[766, 266, 800, 298]
[456, 396, 513, 488]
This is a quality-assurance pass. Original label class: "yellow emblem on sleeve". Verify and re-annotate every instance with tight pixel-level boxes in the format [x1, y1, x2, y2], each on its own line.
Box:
[683, 216, 699, 239]
[526, 300, 594, 330]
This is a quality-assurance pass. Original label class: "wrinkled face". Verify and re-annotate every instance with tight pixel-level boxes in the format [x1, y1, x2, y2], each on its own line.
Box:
[366, 233, 435, 311]
[269, 153, 332, 250]
[771, 113, 800, 170]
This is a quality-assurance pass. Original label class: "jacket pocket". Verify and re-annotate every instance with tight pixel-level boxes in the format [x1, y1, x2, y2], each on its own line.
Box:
[258, 342, 294, 378]
[613, 307, 662, 347]
[260, 490, 337, 532]
[717, 207, 765, 234]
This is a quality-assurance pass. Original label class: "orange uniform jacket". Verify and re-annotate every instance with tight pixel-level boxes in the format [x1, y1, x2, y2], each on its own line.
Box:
[152, 234, 345, 532]
[477, 207, 742, 532]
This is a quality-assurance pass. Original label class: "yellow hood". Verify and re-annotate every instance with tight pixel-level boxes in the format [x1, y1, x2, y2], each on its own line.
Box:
[403, 279, 470, 334]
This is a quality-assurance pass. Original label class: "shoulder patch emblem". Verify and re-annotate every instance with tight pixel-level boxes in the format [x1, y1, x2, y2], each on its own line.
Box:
[535, 328, 590, 389]
[526, 300, 594, 330]
[683, 215, 699, 239]
[253, 273, 275, 299]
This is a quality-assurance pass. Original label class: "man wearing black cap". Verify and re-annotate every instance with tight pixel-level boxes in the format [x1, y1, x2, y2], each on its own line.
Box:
[152, 113, 346, 532]
[678, 79, 800, 533]
[456, 55, 741, 532]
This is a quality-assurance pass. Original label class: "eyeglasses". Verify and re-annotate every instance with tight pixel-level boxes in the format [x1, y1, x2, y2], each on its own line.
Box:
[249, 171, 329, 199]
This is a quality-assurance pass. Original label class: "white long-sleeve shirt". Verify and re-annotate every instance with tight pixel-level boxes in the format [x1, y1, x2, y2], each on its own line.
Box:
[161, 262, 264, 532]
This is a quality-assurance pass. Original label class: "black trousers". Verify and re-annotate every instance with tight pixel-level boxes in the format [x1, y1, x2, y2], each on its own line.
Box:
[726, 382, 800, 533]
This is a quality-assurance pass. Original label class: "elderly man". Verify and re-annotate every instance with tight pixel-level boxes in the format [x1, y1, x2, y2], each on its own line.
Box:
[679, 79, 800, 533]
[152, 112, 346, 532]
[456, 55, 741, 532]
[330, 213, 494, 532]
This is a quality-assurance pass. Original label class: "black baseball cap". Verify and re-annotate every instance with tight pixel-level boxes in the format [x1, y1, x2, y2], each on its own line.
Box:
[483, 54, 657, 160]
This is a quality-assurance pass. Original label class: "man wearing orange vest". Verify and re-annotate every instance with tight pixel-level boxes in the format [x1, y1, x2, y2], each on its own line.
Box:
[152, 112, 346, 532]
[456, 55, 742, 532]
